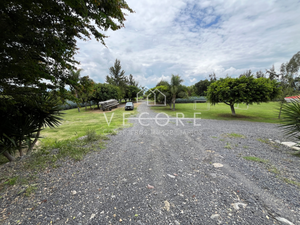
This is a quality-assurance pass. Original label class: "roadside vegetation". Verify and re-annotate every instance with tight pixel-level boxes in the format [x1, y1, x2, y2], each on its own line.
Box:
[0, 105, 138, 197]
[152, 102, 281, 123]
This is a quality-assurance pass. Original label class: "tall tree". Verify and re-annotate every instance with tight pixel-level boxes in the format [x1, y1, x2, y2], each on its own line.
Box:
[68, 69, 83, 112]
[207, 76, 281, 116]
[127, 74, 139, 87]
[239, 70, 253, 78]
[79, 76, 94, 110]
[106, 59, 127, 87]
[106, 59, 127, 100]
[286, 51, 300, 74]
[169, 75, 188, 110]
[209, 72, 217, 82]
[266, 65, 280, 80]
[0, 0, 133, 99]
[256, 70, 265, 78]
[194, 79, 211, 96]
[91, 83, 121, 109]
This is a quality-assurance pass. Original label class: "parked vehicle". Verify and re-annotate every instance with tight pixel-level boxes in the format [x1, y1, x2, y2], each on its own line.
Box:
[125, 102, 134, 110]
[99, 99, 119, 111]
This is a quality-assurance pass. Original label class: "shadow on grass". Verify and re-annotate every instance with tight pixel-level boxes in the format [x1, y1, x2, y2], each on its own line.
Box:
[217, 113, 257, 119]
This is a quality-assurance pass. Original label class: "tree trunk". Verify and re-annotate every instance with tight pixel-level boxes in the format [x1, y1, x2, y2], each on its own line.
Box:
[19, 140, 23, 156]
[230, 104, 236, 116]
[77, 104, 80, 112]
[172, 97, 176, 111]
[169, 103, 172, 110]
[3, 151, 15, 162]
[27, 129, 41, 155]
[278, 101, 283, 119]
[85, 103, 87, 111]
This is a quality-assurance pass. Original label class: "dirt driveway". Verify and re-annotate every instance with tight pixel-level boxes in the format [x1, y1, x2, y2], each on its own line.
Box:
[1, 102, 299, 224]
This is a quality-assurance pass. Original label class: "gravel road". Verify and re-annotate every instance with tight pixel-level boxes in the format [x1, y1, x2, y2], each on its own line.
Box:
[1, 101, 300, 225]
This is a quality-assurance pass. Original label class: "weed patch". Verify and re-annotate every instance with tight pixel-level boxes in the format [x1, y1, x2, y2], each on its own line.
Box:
[243, 156, 268, 163]
[282, 178, 300, 188]
[225, 133, 245, 138]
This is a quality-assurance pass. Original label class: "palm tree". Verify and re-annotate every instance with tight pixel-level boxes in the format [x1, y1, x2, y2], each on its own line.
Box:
[68, 69, 83, 112]
[0, 93, 63, 161]
[169, 75, 187, 110]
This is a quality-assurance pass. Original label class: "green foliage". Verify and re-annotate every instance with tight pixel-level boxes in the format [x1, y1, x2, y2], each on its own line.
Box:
[92, 83, 121, 108]
[124, 85, 140, 101]
[106, 59, 127, 87]
[224, 142, 232, 149]
[282, 177, 300, 188]
[207, 76, 281, 115]
[85, 129, 100, 142]
[280, 97, 300, 140]
[4, 176, 18, 186]
[225, 133, 245, 138]
[0, 0, 133, 98]
[243, 156, 268, 163]
[106, 59, 140, 101]
[152, 102, 281, 123]
[194, 79, 212, 96]
[0, 92, 63, 161]
[25, 185, 38, 197]
[257, 138, 269, 144]
[286, 51, 300, 74]
[41, 103, 138, 141]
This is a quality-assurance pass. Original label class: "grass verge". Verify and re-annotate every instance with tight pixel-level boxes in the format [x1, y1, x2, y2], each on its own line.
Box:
[0, 105, 139, 196]
[151, 102, 281, 123]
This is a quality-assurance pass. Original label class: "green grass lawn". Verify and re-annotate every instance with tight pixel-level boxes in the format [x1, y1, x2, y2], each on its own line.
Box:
[151, 102, 282, 123]
[41, 106, 138, 141]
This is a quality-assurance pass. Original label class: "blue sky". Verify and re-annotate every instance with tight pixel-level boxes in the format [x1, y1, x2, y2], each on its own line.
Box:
[75, 0, 300, 88]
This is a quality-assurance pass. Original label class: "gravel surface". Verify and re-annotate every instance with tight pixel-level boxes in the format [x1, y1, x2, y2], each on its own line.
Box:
[1, 101, 300, 225]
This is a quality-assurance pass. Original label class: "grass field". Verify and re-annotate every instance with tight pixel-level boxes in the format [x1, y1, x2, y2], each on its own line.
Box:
[41, 105, 138, 141]
[151, 102, 282, 123]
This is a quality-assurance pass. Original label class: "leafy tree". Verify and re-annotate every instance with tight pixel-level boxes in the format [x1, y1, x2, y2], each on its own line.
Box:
[0, 0, 133, 99]
[195, 79, 211, 96]
[124, 85, 140, 101]
[106, 59, 127, 87]
[266, 65, 279, 80]
[207, 76, 281, 116]
[239, 70, 253, 78]
[150, 76, 187, 110]
[106, 59, 128, 100]
[256, 70, 265, 78]
[68, 69, 83, 112]
[127, 74, 139, 87]
[286, 51, 300, 74]
[186, 85, 197, 96]
[78, 76, 94, 110]
[156, 80, 170, 87]
[169, 75, 188, 110]
[91, 83, 120, 109]
[276, 63, 300, 118]
[209, 72, 217, 82]
[155, 85, 172, 107]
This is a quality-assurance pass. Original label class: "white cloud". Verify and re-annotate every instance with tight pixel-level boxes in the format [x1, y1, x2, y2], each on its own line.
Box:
[75, 0, 300, 87]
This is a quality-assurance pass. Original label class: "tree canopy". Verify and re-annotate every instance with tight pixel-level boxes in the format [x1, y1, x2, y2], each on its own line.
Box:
[194, 79, 212, 96]
[207, 76, 281, 115]
[0, 0, 133, 98]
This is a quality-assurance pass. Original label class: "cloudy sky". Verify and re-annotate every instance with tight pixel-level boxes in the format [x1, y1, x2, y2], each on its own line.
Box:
[75, 0, 300, 88]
